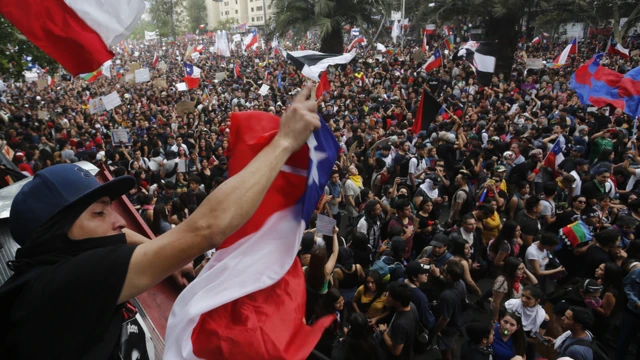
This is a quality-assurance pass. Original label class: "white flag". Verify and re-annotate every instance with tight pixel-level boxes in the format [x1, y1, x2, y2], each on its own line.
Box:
[376, 43, 386, 52]
[391, 20, 401, 44]
[102, 60, 112, 78]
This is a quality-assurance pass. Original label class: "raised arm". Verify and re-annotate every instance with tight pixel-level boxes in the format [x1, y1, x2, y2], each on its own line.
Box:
[117, 86, 321, 304]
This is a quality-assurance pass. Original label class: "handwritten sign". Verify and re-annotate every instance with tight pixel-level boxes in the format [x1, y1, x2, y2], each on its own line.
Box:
[316, 214, 336, 236]
[102, 91, 122, 110]
[258, 84, 270, 96]
[153, 79, 168, 88]
[112, 129, 131, 145]
[135, 68, 150, 83]
[129, 62, 141, 71]
[176, 82, 188, 91]
[176, 101, 196, 117]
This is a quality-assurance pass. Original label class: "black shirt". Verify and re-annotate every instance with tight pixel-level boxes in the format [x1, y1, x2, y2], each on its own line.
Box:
[387, 304, 419, 360]
[581, 180, 607, 203]
[516, 211, 541, 240]
[1, 245, 136, 359]
[582, 244, 613, 279]
[438, 282, 466, 334]
[437, 143, 456, 174]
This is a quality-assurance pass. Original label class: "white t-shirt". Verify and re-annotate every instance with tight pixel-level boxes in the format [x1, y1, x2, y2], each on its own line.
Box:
[408, 157, 427, 185]
[570, 170, 582, 195]
[540, 198, 556, 219]
[626, 168, 640, 191]
[526, 242, 550, 271]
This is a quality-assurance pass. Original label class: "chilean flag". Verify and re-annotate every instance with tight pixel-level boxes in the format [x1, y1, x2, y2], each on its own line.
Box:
[424, 24, 436, 35]
[316, 71, 330, 99]
[605, 37, 629, 59]
[163, 111, 339, 359]
[234, 63, 242, 78]
[531, 36, 541, 45]
[347, 36, 366, 51]
[245, 29, 258, 50]
[543, 135, 565, 175]
[422, 49, 442, 73]
[0, 0, 145, 76]
[183, 62, 201, 89]
[553, 37, 577, 66]
[152, 52, 159, 67]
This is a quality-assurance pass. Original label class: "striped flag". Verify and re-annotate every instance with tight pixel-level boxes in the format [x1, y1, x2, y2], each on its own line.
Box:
[422, 49, 442, 73]
[80, 68, 103, 83]
[348, 36, 366, 51]
[559, 220, 593, 248]
[234, 63, 242, 78]
[454, 41, 497, 86]
[553, 37, 577, 66]
[605, 37, 629, 59]
[152, 52, 159, 67]
[0, 0, 144, 76]
[443, 37, 454, 51]
[283, 49, 356, 81]
[543, 135, 565, 175]
[164, 111, 339, 359]
[531, 36, 541, 45]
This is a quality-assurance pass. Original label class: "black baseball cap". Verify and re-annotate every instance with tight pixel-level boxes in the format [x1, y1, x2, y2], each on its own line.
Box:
[406, 261, 430, 278]
[10, 164, 136, 246]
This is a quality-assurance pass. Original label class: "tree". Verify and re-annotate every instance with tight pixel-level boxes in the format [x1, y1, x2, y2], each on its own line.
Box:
[270, 0, 389, 53]
[186, 0, 208, 33]
[212, 18, 239, 33]
[0, 16, 60, 81]
[129, 19, 157, 40]
[149, 0, 186, 38]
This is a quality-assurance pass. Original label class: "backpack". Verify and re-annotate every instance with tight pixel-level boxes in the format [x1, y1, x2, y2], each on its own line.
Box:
[370, 256, 403, 283]
[562, 337, 609, 360]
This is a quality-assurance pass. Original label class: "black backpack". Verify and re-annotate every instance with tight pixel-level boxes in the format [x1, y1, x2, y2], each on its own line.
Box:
[561, 337, 609, 360]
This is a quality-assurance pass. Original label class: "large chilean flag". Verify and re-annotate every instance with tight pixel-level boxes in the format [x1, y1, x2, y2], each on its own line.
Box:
[163, 111, 339, 359]
[0, 0, 145, 76]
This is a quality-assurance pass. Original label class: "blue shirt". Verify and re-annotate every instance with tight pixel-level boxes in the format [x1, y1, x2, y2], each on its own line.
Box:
[625, 266, 640, 314]
[491, 323, 516, 360]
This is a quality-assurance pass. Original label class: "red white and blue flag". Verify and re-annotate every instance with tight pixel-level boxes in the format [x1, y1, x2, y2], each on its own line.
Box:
[543, 135, 565, 174]
[605, 37, 630, 59]
[234, 63, 242, 78]
[422, 49, 442, 73]
[163, 111, 339, 359]
[553, 37, 577, 66]
[531, 36, 541, 45]
[244, 29, 258, 50]
[348, 36, 366, 51]
[570, 53, 640, 117]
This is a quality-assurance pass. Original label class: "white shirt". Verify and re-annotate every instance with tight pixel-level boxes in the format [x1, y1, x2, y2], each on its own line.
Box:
[526, 242, 550, 271]
[408, 157, 427, 185]
[570, 170, 582, 195]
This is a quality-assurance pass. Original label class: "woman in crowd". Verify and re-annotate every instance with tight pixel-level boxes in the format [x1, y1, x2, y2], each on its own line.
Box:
[352, 270, 389, 325]
[491, 257, 538, 323]
[491, 312, 526, 360]
[450, 238, 483, 296]
[305, 227, 339, 321]
[505, 285, 549, 360]
[482, 197, 503, 245]
[593, 261, 624, 341]
[555, 195, 587, 229]
[312, 288, 348, 357]
[151, 203, 171, 236]
[331, 313, 385, 360]
[414, 197, 438, 253]
[508, 181, 529, 220]
[525, 232, 565, 292]
[488, 221, 522, 271]
[595, 194, 618, 229]
[333, 247, 365, 305]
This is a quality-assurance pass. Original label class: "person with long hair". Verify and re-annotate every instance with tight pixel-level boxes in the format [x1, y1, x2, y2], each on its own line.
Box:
[151, 203, 171, 236]
[305, 227, 339, 322]
[414, 197, 438, 253]
[333, 247, 365, 305]
[353, 270, 389, 324]
[312, 288, 348, 357]
[331, 312, 386, 360]
[450, 238, 482, 296]
[356, 199, 383, 255]
[491, 312, 526, 360]
[491, 257, 538, 323]
[488, 221, 522, 270]
[593, 262, 624, 341]
[508, 181, 529, 221]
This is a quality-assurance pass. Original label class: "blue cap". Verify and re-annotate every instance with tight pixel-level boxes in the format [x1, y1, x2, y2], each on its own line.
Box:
[10, 164, 136, 246]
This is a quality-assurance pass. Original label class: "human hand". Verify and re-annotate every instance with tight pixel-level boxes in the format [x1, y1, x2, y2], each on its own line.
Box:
[430, 266, 440, 277]
[378, 324, 388, 332]
[419, 257, 430, 265]
[275, 84, 320, 153]
[172, 262, 196, 288]
[333, 226, 339, 235]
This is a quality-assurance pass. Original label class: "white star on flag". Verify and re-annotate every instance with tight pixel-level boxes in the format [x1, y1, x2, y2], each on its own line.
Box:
[306, 134, 328, 185]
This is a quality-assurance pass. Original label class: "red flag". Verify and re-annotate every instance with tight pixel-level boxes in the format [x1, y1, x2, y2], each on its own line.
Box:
[422, 33, 427, 52]
[152, 52, 159, 67]
[316, 71, 330, 99]
[183, 76, 200, 89]
[234, 63, 242, 78]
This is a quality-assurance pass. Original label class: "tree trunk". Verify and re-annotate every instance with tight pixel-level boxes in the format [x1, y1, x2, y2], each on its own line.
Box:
[483, 14, 520, 79]
[612, 1, 622, 44]
[320, 23, 345, 54]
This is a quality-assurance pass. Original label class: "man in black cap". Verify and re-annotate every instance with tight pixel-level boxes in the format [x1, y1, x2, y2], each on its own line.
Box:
[0, 87, 321, 359]
[403, 261, 436, 330]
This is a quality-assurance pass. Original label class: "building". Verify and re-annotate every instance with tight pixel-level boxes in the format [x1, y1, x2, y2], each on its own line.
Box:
[205, 0, 274, 30]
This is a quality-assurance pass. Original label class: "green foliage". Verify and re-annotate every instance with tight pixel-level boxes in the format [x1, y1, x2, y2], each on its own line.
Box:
[149, 0, 186, 38]
[212, 18, 239, 32]
[186, 0, 208, 33]
[0, 16, 60, 82]
[130, 19, 157, 40]
[270, 0, 389, 53]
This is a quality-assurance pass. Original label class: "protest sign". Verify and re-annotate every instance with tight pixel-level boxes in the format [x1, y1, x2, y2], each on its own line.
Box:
[176, 101, 196, 117]
[157, 61, 168, 70]
[258, 84, 270, 96]
[525, 58, 544, 70]
[102, 91, 122, 110]
[36, 79, 48, 90]
[153, 79, 168, 88]
[89, 98, 106, 114]
[316, 214, 336, 236]
[125, 73, 135, 84]
[37, 110, 47, 120]
[232, 34, 242, 42]
[215, 72, 226, 81]
[176, 82, 188, 91]
[129, 62, 141, 71]
[135, 68, 151, 83]
[112, 129, 132, 145]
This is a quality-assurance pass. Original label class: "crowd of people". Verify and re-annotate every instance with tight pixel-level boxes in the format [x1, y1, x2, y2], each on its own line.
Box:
[1, 25, 640, 360]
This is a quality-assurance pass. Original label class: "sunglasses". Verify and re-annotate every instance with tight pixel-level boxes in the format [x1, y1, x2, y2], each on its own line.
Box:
[576, 200, 586, 204]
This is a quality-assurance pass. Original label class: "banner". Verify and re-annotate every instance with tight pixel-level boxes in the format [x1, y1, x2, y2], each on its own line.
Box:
[102, 91, 122, 110]
[145, 31, 158, 40]
[525, 58, 544, 70]
[89, 98, 106, 114]
[112, 129, 132, 145]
